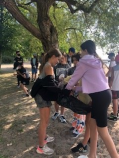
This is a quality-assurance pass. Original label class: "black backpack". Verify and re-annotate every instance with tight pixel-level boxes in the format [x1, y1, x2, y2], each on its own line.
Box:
[57, 94, 91, 115]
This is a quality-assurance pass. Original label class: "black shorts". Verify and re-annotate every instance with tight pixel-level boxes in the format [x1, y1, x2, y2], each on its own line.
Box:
[89, 89, 111, 127]
[19, 76, 30, 85]
[112, 90, 119, 99]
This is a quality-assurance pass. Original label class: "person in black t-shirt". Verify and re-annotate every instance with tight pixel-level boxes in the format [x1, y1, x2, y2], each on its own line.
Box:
[13, 51, 23, 70]
[52, 53, 70, 123]
[31, 53, 39, 82]
[67, 47, 75, 66]
[67, 53, 81, 76]
[16, 63, 30, 97]
[13, 51, 23, 87]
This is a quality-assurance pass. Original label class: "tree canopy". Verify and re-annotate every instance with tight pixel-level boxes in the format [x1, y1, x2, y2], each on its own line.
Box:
[0, 0, 119, 54]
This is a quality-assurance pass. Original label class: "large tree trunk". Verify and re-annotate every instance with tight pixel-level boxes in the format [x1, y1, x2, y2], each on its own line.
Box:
[1, 0, 100, 52]
[36, 1, 59, 52]
[2, 0, 59, 52]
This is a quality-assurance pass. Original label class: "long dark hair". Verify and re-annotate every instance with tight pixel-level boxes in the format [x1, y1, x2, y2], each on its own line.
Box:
[80, 40, 96, 55]
[40, 48, 61, 72]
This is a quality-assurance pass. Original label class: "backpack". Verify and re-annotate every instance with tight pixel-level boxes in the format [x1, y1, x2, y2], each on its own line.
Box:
[25, 71, 30, 78]
[30, 78, 41, 98]
[57, 94, 91, 115]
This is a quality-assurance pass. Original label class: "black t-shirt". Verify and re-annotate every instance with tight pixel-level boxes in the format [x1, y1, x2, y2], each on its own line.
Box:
[14, 56, 23, 68]
[67, 66, 76, 76]
[54, 63, 70, 81]
[17, 67, 26, 76]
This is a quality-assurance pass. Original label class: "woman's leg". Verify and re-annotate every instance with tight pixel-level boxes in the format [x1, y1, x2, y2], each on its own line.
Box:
[38, 107, 50, 147]
[20, 83, 28, 94]
[82, 113, 91, 146]
[97, 126, 119, 158]
[54, 102, 59, 113]
[31, 71, 34, 81]
[88, 118, 98, 158]
[113, 99, 118, 116]
[60, 106, 65, 115]
[34, 72, 37, 80]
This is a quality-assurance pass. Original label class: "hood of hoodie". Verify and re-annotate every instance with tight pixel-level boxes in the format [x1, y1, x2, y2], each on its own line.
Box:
[79, 55, 102, 69]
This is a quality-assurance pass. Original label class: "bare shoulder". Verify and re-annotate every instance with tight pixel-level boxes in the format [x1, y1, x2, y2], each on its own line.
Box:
[44, 64, 54, 76]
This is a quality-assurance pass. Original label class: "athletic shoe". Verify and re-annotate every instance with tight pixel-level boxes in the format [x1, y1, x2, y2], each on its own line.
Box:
[110, 112, 119, 119]
[72, 117, 77, 123]
[72, 129, 81, 138]
[71, 142, 87, 153]
[59, 115, 66, 123]
[78, 156, 97, 158]
[78, 156, 88, 158]
[72, 133, 80, 138]
[44, 135, 54, 144]
[52, 112, 59, 120]
[36, 145, 54, 155]
[108, 115, 117, 122]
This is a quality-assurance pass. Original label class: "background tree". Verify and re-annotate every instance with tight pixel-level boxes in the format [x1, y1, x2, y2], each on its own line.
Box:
[0, 0, 119, 55]
[0, 0, 102, 52]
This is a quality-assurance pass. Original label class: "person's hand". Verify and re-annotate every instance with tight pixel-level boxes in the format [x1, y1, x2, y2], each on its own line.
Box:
[70, 91, 74, 96]
[72, 86, 76, 91]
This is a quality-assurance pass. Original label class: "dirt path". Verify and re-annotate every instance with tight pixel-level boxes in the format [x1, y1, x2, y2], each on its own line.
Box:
[0, 67, 119, 158]
[1, 62, 31, 73]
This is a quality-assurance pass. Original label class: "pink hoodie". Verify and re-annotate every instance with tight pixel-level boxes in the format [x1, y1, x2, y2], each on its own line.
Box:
[66, 55, 109, 93]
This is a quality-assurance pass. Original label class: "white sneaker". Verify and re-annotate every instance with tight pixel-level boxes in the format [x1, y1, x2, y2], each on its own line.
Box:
[78, 156, 97, 158]
[59, 115, 66, 123]
[78, 156, 88, 158]
[36, 145, 54, 155]
[52, 112, 59, 120]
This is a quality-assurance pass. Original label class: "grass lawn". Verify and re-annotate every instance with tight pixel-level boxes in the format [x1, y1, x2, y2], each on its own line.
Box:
[0, 71, 119, 158]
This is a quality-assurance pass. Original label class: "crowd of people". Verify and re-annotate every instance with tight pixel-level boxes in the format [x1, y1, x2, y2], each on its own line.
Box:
[13, 40, 119, 158]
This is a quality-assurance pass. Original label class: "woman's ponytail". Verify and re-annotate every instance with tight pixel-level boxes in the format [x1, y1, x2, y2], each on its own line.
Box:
[39, 48, 61, 73]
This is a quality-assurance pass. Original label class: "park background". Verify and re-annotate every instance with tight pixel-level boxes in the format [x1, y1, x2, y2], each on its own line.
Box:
[0, 1, 119, 158]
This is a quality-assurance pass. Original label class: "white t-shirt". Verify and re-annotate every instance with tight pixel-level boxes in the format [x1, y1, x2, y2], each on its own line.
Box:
[108, 61, 116, 77]
[112, 65, 119, 90]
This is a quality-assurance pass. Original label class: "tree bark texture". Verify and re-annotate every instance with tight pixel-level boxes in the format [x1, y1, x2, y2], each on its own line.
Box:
[36, 0, 59, 52]
[1, 0, 59, 52]
[1, 0, 100, 52]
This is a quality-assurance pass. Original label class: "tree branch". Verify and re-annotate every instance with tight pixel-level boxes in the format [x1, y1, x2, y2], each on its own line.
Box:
[15, 0, 35, 15]
[65, 27, 79, 31]
[24, 0, 37, 5]
[2, 0, 41, 40]
[60, 0, 101, 14]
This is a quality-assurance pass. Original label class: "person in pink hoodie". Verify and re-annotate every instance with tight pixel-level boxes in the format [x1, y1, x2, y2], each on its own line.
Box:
[65, 40, 119, 158]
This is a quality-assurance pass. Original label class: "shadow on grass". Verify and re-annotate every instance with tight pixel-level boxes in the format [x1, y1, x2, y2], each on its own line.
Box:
[0, 72, 76, 158]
